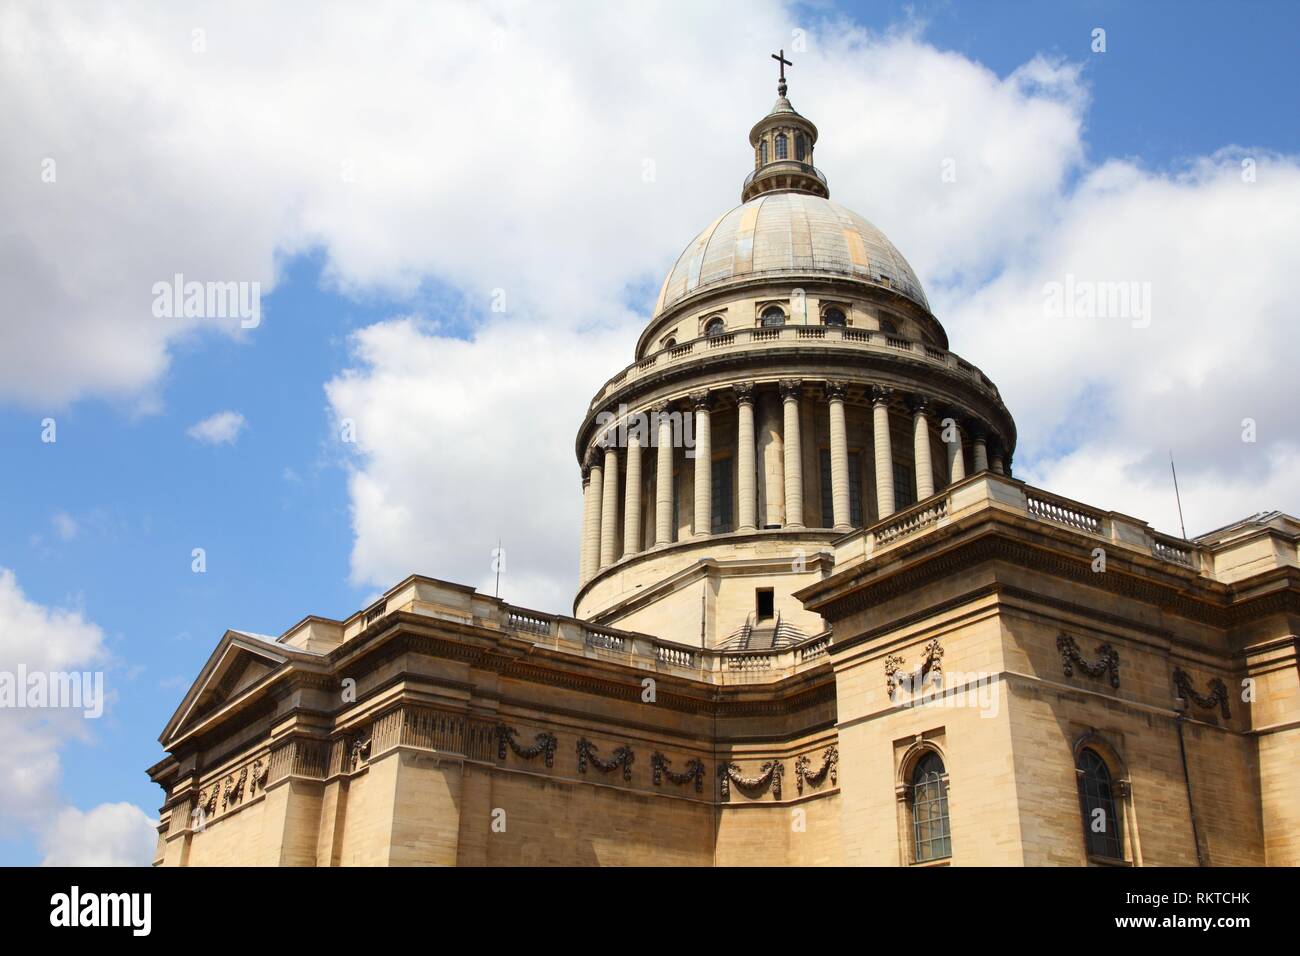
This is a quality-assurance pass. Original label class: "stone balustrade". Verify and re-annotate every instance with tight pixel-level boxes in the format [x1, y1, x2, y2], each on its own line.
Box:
[586, 325, 1004, 414]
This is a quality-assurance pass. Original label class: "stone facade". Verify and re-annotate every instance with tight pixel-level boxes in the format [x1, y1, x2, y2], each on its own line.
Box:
[148, 73, 1300, 867]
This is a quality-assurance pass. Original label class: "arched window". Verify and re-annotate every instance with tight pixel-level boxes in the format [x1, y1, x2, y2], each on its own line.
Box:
[775, 133, 788, 160]
[760, 141, 768, 166]
[796, 133, 806, 162]
[760, 307, 786, 328]
[823, 307, 846, 327]
[879, 318, 898, 335]
[662, 337, 676, 349]
[1077, 748, 1122, 859]
[704, 317, 726, 338]
[911, 752, 951, 862]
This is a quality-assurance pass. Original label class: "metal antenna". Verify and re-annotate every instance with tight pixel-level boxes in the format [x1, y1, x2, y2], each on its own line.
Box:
[494, 536, 502, 598]
[1170, 451, 1188, 540]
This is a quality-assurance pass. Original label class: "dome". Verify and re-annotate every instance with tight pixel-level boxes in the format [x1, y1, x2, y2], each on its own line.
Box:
[653, 192, 930, 316]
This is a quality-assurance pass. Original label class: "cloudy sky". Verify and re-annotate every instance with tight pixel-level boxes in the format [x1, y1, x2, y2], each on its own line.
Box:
[1, 0, 1297, 865]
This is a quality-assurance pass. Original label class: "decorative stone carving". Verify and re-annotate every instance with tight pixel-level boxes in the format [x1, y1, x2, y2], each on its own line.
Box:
[778, 378, 803, 401]
[576, 738, 635, 781]
[794, 746, 839, 795]
[1173, 667, 1231, 719]
[718, 760, 784, 801]
[650, 752, 705, 793]
[731, 382, 755, 405]
[248, 758, 269, 796]
[198, 782, 220, 818]
[496, 723, 558, 767]
[221, 765, 248, 810]
[870, 384, 894, 406]
[907, 393, 930, 414]
[824, 380, 847, 402]
[689, 389, 713, 411]
[348, 734, 372, 770]
[885, 638, 944, 699]
[1056, 634, 1121, 688]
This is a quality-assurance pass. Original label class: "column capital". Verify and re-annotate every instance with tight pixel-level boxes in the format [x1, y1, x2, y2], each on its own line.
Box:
[966, 420, 989, 442]
[907, 392, 932, 415]
[937, 405, 963, 428]
[779, 378, 804, 401]
[651, 399, 674, 416]
[824, 380, 848, 402]
[732, 381, 756, 405]
[689, 389, 713, 411]
[581, 464, 592, 483]
[870, 384, 894, 406]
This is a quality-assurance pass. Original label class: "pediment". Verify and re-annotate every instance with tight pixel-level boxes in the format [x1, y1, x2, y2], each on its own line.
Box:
[160, 631, 296, 746]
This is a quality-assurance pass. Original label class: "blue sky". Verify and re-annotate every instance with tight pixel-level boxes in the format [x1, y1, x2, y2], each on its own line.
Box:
[1, 1, 1298, 865]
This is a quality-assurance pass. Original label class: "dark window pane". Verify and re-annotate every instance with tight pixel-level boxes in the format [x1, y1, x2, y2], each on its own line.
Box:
[912, 752, 951, 862]
[776, 133, 788, 159]
[761, 308, 785, 327]
[711, 456, 733, 533]
[894, 461, 916, 509]
[1078, 749, 1123, 859]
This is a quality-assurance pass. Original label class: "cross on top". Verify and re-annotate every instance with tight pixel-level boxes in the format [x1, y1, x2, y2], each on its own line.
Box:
[771, 49, 792, 96]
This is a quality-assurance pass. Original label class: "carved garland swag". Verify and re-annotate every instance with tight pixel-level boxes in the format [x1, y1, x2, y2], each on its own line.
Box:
[651, 752, 705, 793]
[496, 723, 558, 767]
[718, 760, 784, 801]
[1056, 634, 1121, 688]
[1172, 667, 1231, 719]
[576, 738, 635, 781]
[794, 746, 838, 795]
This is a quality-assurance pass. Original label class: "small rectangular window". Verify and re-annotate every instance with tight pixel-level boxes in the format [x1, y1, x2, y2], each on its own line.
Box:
[894, 461, 916, 509]
[711, 456, 733, 533]
[756, 588, 775, 621]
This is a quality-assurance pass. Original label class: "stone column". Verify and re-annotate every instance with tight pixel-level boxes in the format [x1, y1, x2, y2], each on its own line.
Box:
[781, 379, 804, 529]
[579, 465, 596, 583]
[623, 433, 642, 555]
[827, 381, 850, 531]
[600, 443, 619, 568]
[654, 403, 674, 546]
[585, 455, 604, 578]
[691, 391, 712, 537]
[990, 436, 1005, 475]
[734, 383, 757, 532]
[872, 385, 896, 518]
[944, 412, 966, 485]
[910, 395, 934, 501]
[971, 423, 989, 473]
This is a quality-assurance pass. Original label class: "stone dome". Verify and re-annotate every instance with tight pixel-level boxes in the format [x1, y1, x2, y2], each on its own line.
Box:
[652, 192, 930, 317]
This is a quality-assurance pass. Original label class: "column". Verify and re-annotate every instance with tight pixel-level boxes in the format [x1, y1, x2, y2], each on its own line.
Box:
[872, 385, 895, 518]
[971, 423, 989, 473]
[944, 411, 966, 485]
[827, 381, 850, 531]
[623, 433, 642, 555]
[579, 465, 596, 583]
[910, 395, 934, 501]
[585, 455, 604, 579]
[781, 379, 804, 528]
[599, 443, 619, 568]
[990, 436, 1005, 475]
[655, 403, 674, 546]
[691, 391, 712, 537]
[734, 384, 757, 532]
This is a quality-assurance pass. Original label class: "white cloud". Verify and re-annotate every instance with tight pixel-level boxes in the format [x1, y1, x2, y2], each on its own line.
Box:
[52, 511, 78, 541]
[40, 803, 157, 867]
[186, 410, 246, 446]
[0, 569, 154, 863]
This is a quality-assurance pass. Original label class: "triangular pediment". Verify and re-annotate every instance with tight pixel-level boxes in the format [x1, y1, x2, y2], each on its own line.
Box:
[160, 631, 300, 747]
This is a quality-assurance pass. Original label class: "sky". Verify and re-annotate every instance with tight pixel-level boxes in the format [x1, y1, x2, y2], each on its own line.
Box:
[1, 0, 1298, 865]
